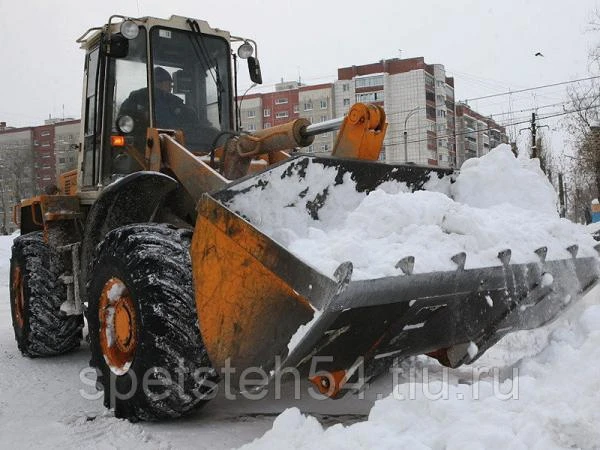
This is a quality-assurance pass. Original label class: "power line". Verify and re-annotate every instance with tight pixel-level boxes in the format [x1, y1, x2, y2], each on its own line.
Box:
[488, 98, 596, 118]
[462, 76, 600, 103]
[385, 103, 600, 147]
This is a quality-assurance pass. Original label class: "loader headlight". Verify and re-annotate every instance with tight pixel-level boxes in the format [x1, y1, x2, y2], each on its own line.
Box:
[120, 20, 139, 40]
[237, 41, 254, 59]
[117, 115, 134, 133]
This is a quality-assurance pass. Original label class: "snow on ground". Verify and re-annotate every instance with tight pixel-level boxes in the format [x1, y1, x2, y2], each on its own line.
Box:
[588, 221, 600, 235]
[226, 145, 598, 280]
[241, 285, 600, 450]
[1, 146, 600, 448]
[1, 230, 598, 449]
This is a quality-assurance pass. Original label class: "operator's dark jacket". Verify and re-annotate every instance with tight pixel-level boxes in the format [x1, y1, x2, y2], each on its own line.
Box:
[119, 88, 219, 149]
[119, 87, 197, 131]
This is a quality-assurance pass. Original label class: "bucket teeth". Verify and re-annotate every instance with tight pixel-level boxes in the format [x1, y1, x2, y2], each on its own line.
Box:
[497, 249, 512, 266]
[396, 256, 415, 275]
[333, 261, 353, 293]
[451, 252, 466, 271]
[534, 247, 548, 264]
[566, 245, 579, 258]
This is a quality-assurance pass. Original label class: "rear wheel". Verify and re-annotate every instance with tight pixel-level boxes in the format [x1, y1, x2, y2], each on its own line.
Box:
[87, 223, 218, 421]
[9, 232, 83, 357]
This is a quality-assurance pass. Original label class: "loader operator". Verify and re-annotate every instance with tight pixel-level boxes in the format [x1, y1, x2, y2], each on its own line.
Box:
[118, 67, 219, 152]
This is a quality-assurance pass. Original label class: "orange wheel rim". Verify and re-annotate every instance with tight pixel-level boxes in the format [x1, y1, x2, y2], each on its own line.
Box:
[99, 278, 137, 375]
[12, 266, 24, 329]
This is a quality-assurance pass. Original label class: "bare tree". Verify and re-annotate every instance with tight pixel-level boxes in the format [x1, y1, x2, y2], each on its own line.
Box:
[561, 9, 600, 221]
[0, 145, 35, 233]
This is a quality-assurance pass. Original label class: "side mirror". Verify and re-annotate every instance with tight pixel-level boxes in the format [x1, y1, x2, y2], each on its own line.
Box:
[248, 57, 262, 84]
[104, 33, 129, 58]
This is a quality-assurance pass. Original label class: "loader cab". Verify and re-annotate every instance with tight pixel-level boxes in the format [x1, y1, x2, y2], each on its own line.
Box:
[77, 15, 257, 192]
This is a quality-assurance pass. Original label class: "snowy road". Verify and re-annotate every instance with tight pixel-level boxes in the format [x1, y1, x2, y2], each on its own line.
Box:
[0, 234, 390, 449]
[1, 231, 599, 449]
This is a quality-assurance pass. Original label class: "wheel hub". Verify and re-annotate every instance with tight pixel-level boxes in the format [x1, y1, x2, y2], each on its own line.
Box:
[99, 278, 137, 375]
[12, 266, 24, 329]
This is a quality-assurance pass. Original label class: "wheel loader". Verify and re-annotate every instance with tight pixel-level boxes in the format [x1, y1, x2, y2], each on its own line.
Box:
[8, 15, 600, 421]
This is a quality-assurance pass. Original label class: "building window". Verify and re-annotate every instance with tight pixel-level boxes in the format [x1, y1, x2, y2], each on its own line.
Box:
[275, 98, 288, 105]
[59, 158, 66, 163]
[355, 91, 384, 103]
[425, 75, 434, 89]
[343, 98, 350, 106]
[41, 143, 50, 147]
[320, 144, 329, 151]
[437, 109, 446, 118]
[293, 104, 299, 113]
[320, 115, 328, 122]
[264, 123, 271, 128]
[275, 111, 289, 119]
[247, 110, 256, 118]
[320, 100, 328, 109]
[41, 130, 51, 136]
[355, 75, 384, 89]
[342, 84, 349, 92]
[303, 101, 313, 111]
[264, 108, 271, 117]
[247, 123, 256, 131]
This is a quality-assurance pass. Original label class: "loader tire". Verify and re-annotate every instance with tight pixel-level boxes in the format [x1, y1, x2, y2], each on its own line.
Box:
[87, 223, 218, 421]
[9, 232, 83, 357]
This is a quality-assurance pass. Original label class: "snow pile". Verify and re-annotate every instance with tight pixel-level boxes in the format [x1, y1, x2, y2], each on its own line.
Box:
[241, 300, 600, 449]
[451, 146, 557, 213]
[226, 145, 598, 279]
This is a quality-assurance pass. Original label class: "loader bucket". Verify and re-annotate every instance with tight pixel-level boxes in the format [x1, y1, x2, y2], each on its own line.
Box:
[190, 155, 600, 394]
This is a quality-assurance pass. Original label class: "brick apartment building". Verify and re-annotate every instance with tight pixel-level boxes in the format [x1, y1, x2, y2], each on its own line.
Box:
[239, 80, 336, 154]
[336, 57, 457, 166]
[238, 56, 508, 168]
[0, 118, 80, 233]
[455, 103, 507, 167]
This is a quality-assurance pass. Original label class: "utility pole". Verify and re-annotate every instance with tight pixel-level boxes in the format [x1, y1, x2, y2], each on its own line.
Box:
[558, 172, 566, 218]
[531, 113, 537, 158]
[519, 112, 547, 161]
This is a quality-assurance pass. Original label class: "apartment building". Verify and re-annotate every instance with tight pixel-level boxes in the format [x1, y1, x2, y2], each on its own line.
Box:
[54, 120, 80, 176]
[455, 103, 507, 167]
[298, 84, 335, 154]
[238, 80, 336, 153]
[336, 57, 456, 167]
[0, 119, 80, 233]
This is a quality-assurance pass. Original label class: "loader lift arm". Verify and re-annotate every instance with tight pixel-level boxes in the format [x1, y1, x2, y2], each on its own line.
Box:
[150, 102, 387, 202]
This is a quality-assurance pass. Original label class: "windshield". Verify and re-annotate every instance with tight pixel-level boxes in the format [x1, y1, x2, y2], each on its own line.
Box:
[149, 26, 232, 150]
[100, 25, 232, 184]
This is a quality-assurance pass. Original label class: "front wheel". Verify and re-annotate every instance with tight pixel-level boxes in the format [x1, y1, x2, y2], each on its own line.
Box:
[87, 223, 218, 421]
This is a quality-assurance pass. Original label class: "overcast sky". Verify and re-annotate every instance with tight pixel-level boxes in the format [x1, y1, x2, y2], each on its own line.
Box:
[0, 0, 598, 152]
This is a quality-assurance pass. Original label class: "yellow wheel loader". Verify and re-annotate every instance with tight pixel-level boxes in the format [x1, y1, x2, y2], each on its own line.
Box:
[8, 15, 600, 421]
